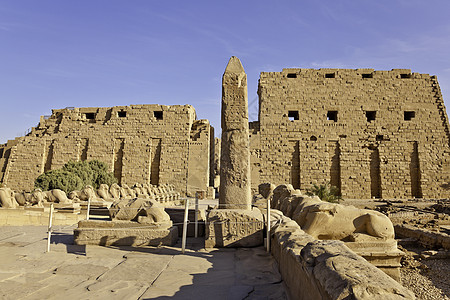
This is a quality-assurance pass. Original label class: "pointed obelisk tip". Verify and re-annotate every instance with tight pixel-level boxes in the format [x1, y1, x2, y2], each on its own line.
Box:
[224, 56, 245, 73]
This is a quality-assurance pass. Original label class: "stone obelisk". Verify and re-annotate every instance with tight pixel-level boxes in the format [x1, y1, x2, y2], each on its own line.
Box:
[205, 57, 263, 248]
[219, 56, 252, 210]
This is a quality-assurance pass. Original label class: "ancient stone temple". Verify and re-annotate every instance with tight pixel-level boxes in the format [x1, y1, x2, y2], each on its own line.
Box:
[250, 68, 450, 199]
[0, 104, 214, 196]
[1, 64, 449, 201]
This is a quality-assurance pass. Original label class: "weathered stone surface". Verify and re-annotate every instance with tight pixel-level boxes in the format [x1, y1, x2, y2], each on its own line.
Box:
[0, 225, 287, 299]
[345, 236, 404, 277]
[250, 68, 450, 200]
[44, 189, 72, 204]
[395, 224, 450, 250]
[271, 183, 404, 279]
[205, 209, 264, 247]
[74, 221, 178, 246]
[258, 182, 276, 199]
[271, 184, 296, 209]
[271, 213, 415, 300]
[295, 201, 395, 241]
[0, 207, 84, 226]
[219, 56, 251, 210]
[0, 104, 213, 197]
[109, 197, 170, 223]
[273, 184, 395, 241]
[302, 241, 413, 299]
[74, 191, 177, 247]
[165, 207, 206, 237]
[0, 188, 18, 208]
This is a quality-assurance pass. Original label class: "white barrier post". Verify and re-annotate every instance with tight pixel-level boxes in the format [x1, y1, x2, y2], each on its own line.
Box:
[194, 192, 199, 238]
[86, 197, 91, 220]
[266, 197, 270, 252]
[181, 198, 190, 254]
[46, 203, 54, 253]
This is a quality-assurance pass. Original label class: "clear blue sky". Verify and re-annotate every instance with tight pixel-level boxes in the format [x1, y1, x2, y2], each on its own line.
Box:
[1, 0, 450, 143]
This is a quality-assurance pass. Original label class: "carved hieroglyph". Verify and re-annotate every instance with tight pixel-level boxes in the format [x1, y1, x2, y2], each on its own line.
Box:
[206, 57, 263, 248]
[219, 56, 251, 210]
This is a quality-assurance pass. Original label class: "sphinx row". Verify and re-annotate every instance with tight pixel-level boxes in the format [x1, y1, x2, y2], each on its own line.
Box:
[0, 183, 180, 208]
[255, 183, 404, 281]
[255, 183, 395, 241]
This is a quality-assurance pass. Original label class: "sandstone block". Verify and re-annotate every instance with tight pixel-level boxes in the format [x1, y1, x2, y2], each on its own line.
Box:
[74, 220, 178, 246]
[205, 208, 264, 248]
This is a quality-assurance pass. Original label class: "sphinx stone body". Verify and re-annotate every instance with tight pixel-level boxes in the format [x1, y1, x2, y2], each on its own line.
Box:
[269, 184, 395, 240]
[44, 189, 72, 204]
[109, 197, 170, 224]
[0, 188, 18, 208]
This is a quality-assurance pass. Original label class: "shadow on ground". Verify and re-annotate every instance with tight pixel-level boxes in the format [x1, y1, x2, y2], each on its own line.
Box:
[12, 225, 288, 299]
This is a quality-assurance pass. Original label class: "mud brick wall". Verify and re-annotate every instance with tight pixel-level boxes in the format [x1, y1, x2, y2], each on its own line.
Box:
[0, 104, 213, 195]
[251, 68, 450, 199]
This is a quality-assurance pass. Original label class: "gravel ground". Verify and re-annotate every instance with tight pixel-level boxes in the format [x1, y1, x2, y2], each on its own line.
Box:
[342, 199, 450, 299]
[401, 267, 449, 300]
[400, 246, 449, 299]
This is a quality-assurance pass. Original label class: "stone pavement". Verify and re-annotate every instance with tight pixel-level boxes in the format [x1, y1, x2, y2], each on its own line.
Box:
[0, 225, 287, 299]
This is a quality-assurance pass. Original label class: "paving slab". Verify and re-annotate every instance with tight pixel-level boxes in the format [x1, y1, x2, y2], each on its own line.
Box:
[0, 225, 287, 299]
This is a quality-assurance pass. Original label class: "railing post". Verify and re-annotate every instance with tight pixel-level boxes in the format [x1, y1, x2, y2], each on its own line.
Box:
[181, 198, 190, 254]
[266, 197, 271, 252]
[46, 203, 54, 253]
[86, 197, 91, 220]
[194, 192, 199, 238]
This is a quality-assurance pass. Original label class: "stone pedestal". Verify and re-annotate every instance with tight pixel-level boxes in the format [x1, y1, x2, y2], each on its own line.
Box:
[205, 208, 264, 248]
[73, 220, 178, 246]
[344, 234, 404, 281]
[52, 202, 81, 214]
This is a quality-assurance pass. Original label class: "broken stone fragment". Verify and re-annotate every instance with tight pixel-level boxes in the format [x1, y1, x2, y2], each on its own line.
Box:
[109, 197, 170, 224]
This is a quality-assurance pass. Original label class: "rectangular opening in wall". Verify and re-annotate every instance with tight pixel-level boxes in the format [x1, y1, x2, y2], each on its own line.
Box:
[404, 111, 415, 121]
[85, 113, 96, 120]
[370, 146, 382, 199]
[329, 142, 341, 196]
[287, 73, 297, 78]
[327, 111, 338, 122]
[1, 149, 11, 173]
[113, 138, 125, 185]
[400, 73, 412, 79]
[289, 140, 300, 189]
[118, 111, 127, 118]
[80, 138, 89, 161]
[154, 111, 163, 120]
[43, 140, 55, 173]
[362, 73, 373, 79]
[410, 141, 422, 198]
[366, 111, 376, 122]
[325, 73, 335, 78]
[150, 138, 162, 185]
[288, 111, 299, 121]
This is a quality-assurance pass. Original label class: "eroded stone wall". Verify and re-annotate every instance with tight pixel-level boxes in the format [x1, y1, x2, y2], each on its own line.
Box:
[252, 68, 450, 199]
[0, 104, 213, 195]
[270, 211, 415, 299]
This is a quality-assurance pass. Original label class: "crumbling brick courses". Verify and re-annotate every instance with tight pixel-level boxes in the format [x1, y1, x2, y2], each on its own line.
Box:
[0, 104, 212, 196]
[251, 68, 450, 199]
